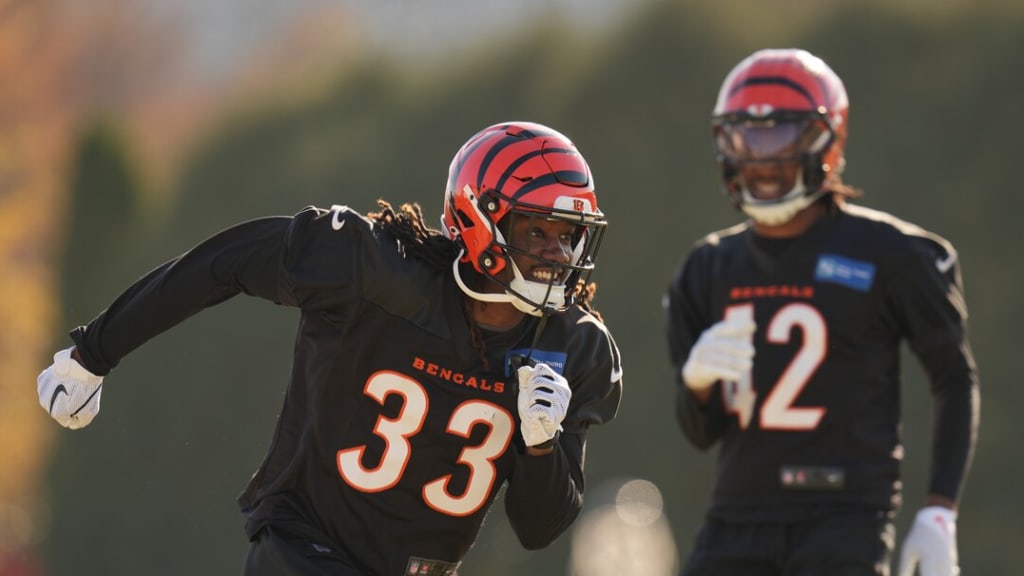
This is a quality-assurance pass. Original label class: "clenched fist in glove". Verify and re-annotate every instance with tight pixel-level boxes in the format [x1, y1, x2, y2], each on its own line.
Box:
[37, 347, 104, 429]
[898, 506, 959, 576]
[682, 317, 756, 391]
[517, 362, 571, 448]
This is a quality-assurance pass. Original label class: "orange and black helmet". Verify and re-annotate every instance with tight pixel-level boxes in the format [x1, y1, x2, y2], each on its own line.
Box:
[712, 49, 849, 224]
[441, 122, 606, 315]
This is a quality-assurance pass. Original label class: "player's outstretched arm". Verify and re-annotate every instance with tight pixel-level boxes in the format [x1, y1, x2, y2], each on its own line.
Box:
[37, 217, 295, 430]
[66, 217, 292, 378]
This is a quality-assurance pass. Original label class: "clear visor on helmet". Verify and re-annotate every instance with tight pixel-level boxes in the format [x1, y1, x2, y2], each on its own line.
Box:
[714, 114, 832, 162]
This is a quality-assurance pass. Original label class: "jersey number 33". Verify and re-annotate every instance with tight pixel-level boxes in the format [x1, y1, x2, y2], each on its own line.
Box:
[337, 371, 515, 517]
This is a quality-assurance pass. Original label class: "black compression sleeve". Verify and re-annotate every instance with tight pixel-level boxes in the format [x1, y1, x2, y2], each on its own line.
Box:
[913, 338, 980, 503]
[70, 217, 291, 375]
[503, 432, 585, 549]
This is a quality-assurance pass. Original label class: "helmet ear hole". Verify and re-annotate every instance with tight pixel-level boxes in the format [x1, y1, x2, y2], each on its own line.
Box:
[454, 209, 475, 229]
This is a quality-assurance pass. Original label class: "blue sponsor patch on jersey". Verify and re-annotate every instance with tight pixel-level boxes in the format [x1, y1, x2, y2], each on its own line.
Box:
[814, 254, 876, 292]
[505, 349, 568, 377]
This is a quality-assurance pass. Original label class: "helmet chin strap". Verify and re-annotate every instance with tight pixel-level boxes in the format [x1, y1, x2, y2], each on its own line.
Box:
[507, 258, 565, 316]
[450, 249, 564, 317]
[739, 168, 826, 226]
[451, 248, 558, 373]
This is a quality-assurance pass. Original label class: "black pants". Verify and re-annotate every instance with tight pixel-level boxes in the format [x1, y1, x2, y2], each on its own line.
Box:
[244, 525, 363, 576]
[682, 509, 895, 576]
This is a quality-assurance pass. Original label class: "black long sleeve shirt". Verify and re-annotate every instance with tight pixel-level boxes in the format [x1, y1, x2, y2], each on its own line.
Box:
[72, 205, 623, 575]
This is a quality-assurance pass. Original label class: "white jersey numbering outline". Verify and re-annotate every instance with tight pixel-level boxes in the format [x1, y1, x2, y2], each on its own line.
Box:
[336, 371, 515, 517]
[721, 302, 828, 430]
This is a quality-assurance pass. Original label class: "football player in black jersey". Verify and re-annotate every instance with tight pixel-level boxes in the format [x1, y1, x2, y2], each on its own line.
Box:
[664, 49, 979, 576]
[37, 121, 623, 576]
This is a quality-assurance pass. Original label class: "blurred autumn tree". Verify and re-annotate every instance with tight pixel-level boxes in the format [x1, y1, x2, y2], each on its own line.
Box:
[0, 2, 366, 573]
[0, 1, 178, 572]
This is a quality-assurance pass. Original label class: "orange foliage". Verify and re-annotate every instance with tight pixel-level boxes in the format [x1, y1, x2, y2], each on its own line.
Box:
[0, 0, 361, 563]
[0, 1, 69, 559]
[0, 0, 180, 561]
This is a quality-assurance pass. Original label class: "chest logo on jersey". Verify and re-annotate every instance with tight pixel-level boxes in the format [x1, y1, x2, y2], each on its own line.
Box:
[814, 254, 876, 292]
[411, 356, 506, 394]
[729, 285, 814, 300]
[504, 349, 568, 377]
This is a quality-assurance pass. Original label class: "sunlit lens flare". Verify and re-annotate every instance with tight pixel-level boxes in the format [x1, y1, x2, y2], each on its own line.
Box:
[569, 478, 678, 576]
[614, 478, 665, 527]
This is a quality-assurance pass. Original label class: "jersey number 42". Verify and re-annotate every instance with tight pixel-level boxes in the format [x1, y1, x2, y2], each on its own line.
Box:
[722, 303, 827, 431]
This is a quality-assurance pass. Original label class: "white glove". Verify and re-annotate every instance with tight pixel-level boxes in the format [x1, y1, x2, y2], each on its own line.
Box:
[898, 506, 959, 576]
[517, 362, 571, 447]
[37, 347, 104, 430]
[682, 317, 756, 391]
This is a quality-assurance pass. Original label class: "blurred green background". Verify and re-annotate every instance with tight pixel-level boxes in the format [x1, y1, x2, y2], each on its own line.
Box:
[2, 0, 1020, 574]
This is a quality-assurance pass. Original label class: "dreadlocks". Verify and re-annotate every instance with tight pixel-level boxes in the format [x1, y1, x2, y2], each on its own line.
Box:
[570, 280, 603, 323]
[367, 200, 458, 271]
[368, 199, 489, 368]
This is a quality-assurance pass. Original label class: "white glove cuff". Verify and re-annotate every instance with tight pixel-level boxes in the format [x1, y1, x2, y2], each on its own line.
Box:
[915, 506, 957, 527]
[54, 347, 103, 383]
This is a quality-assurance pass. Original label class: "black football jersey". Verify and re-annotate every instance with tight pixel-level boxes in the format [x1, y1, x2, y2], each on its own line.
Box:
[71, 205, 622, 575]
[665, 204, 977, 522]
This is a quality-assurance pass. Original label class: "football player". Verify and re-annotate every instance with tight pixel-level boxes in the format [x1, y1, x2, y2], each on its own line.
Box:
[38, 121, 623, 576]
[664, 49, 978, 576]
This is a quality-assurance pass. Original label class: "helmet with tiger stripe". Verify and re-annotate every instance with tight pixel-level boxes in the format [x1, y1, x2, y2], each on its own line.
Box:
[712, 48, 849, 225]
[441, 121, 607, 316]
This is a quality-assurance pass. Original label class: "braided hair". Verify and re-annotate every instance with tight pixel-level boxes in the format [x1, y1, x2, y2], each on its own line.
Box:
[367, 199, 458, 271]
[367, 199, 605, 367]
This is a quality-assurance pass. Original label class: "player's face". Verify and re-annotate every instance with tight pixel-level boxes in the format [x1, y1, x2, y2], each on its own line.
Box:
[737, 160, 802, 201]
[717, 118, 827, 201]
[505, 214, 577, 286]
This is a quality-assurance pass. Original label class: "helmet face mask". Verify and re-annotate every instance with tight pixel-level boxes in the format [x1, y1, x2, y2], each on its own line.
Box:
[712, 49, 849, 226]
[441, 122, 606, 316]
[498, 208, 603, 314]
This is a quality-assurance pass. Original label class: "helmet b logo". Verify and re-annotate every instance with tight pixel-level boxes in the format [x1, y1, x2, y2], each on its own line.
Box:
[573, 199, 585, 211]
[747, 103, 774, 117]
